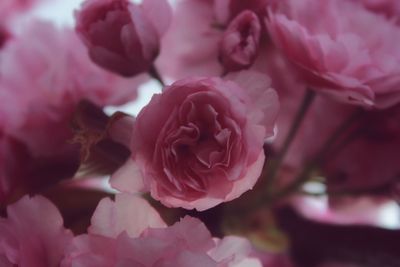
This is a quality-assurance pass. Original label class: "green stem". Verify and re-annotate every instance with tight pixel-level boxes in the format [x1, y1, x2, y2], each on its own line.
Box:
[272, 108, 363, 200]
[265, 89, 316, 190]
[240, 106, 363, 214]
[149, 65, 165, 87]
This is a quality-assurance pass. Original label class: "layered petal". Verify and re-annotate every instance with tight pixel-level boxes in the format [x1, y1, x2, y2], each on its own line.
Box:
[266, 0, 400, 107]
[111, 73, 278, 210]
[0, 195, 73, 267]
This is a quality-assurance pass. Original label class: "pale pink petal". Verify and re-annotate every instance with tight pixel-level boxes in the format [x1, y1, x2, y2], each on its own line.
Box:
[141, 0, 172, 37]
[0, 195, 73, 267]
[89, 193, 166, 238]
[226, 151, 265, 202]
[110, 158, 147, 193]
[209, 236, 263, 267]
[61, 234, 116, 267]
[225, 70, 280, 137]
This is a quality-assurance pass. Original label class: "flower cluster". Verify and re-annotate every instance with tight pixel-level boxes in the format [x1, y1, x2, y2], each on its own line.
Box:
[1, 0, 400, 266]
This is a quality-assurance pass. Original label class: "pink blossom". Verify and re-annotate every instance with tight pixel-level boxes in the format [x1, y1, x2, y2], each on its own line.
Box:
[0, 21, 146, 204]
[220, 10, 261, 72]
[266, 0, 400, 108]
[157, 0, 270, 80]
[63, 193, 269, 266]
[110, 71, 279, 210]
[0, 195, 73, 267]
[75, 0, 172, 77]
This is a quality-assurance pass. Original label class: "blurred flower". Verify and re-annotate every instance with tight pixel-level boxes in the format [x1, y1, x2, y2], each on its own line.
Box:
[220, 10, 261, 72]
[0, 20, 146, 205]
[0, 195, 73, 267]
[157, 0, 272, 79]
[75, 0, 172, 77]
[266, 0, 400, 108]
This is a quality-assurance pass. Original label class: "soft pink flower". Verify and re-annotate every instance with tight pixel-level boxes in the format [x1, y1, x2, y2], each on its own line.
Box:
[63, 193, 269, 267]
[0, 195, 73, 267]
[0, 21, 146, 204]
[220, 10, 261, 72]
[110, 71, 279, 210]
[75, 0, 172, 77]
[266, 0, 400, 108]
[157, 0, 270, 80]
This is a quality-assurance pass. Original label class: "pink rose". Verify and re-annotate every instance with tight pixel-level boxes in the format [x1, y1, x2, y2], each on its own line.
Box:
[266, 0, 400, 108]
[0, 195, 73, 267]
[75, 0, 172, 77]
[63, 193, 270, 267]
[111, 71, 279, 210]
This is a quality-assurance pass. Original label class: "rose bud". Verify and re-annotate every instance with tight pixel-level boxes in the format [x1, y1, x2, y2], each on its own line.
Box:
[75, 0, 172, 77]
[220, 10, 262, 73]
[110, 71, 279, 211]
